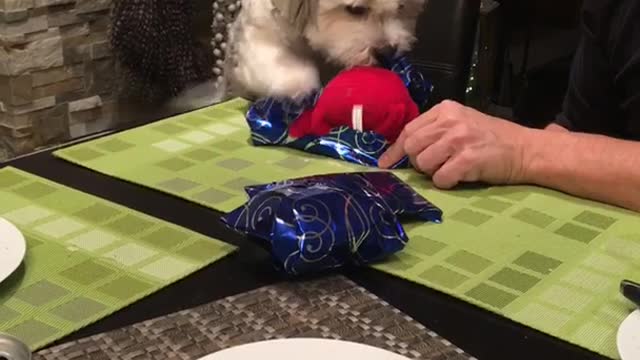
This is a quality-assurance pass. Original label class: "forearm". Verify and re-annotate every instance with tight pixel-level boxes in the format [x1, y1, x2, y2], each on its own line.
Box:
[522, 128, 640, 211]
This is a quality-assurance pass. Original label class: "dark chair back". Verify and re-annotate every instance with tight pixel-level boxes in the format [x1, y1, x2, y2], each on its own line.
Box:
[411, 0, 481, 105]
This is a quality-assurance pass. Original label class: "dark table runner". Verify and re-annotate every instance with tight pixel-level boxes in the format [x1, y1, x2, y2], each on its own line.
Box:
[35, 276, 472, 360]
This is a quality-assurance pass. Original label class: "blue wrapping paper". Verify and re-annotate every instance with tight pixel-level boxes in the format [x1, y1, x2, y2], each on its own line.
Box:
[245, 55, 433, 168]
[222, 172, 443, 275]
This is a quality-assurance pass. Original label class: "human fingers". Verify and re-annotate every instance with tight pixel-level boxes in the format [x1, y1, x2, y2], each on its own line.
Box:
[431, 151, 479, 189]
[403, 121, 451, 158]
[412, 138, 455, 176]
[379, 105, 443, 168]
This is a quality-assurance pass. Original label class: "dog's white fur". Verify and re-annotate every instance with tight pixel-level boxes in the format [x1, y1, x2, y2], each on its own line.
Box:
[168, 0, 426, 111]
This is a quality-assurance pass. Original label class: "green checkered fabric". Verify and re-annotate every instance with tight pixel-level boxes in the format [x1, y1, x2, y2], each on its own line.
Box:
[54, 98, 640, 359]
[0, 167, 235, 350]
[55, 98, 366, 212]
[373, 180, 637, 360]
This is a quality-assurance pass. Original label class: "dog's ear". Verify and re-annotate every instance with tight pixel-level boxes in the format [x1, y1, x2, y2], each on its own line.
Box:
[271, 0, 317, 33]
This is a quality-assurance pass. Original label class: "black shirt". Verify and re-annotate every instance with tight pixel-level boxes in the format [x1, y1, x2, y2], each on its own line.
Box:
[556, 0, 640, 140]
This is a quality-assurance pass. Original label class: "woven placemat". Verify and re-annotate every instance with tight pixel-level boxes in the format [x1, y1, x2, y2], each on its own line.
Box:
[35, 276, 473, 360]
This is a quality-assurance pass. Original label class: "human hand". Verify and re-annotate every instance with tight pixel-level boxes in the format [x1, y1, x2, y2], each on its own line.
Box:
[379, 100, 532, 189]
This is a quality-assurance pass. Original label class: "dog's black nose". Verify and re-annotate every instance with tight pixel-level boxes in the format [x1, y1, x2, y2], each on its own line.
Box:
[374, 46, 398, 65]
[375, 45, 398, 60]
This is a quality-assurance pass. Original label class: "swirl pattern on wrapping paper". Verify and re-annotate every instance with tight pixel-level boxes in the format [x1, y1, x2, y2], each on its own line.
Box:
[352, 130, 388, 154]
[301, 128, 382, 152]
[247, 93, 320, 146]
[293, 127, 390, 165]
[387, 55, 432, 109]
[370, 201, 406, 243]
[291, 194, 336, 264]
[343, 191, 373, 254]
[245, 99, 289, 145]
[222, 172, 442, 275]
[289, 188, 403, 268]
[230, 193, 285, 236]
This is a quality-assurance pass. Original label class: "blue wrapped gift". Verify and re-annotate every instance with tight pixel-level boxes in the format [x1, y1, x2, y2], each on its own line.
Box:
[222, 172, 442, 276]
[245, 55, 433, 169]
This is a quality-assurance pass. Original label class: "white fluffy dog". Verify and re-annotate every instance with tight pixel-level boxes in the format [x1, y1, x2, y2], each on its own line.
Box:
[169, 0, 426, 110]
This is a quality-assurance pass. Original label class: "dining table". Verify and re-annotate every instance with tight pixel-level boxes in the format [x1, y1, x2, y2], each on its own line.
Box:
[0, 103, 611, 360]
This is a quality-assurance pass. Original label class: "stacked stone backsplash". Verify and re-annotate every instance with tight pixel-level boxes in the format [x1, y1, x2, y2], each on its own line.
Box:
[0, 0, 115, 161]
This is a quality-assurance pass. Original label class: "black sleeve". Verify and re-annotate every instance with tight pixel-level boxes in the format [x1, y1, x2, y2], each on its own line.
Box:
[606, 1, 640, 136]
[555, 0, 617, 132]
[555, 0, 640, 138]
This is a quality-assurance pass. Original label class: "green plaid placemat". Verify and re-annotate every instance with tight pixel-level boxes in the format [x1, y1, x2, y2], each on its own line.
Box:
[53, 99, 640, 359]
[0, 167, 236, 351]
[373, 175, 638, 360]
[54, 98, 366, 213]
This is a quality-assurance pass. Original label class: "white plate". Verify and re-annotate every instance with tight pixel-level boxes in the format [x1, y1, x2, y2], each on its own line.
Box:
[618, 309, 640, 360]
[198, 339, 412, 360]
[0, 218, 26, 284]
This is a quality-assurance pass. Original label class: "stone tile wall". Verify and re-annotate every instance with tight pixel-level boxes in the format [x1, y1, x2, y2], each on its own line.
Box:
[0, 0, 115, 160]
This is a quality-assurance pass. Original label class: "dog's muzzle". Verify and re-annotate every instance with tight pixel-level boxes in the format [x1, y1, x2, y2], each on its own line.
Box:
[374, 45, 399, 63]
